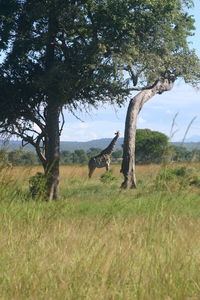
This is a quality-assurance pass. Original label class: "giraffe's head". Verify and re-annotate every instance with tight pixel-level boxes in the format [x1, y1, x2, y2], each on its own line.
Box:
[115, 131, 120, 137]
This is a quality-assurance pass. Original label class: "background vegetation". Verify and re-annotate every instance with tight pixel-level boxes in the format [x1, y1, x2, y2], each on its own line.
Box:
[1, 128, 200, 166]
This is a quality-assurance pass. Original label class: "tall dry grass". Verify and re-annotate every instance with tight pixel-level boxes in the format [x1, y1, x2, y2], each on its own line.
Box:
[0, 163, 200, 299]
[1, 215, 200, 299]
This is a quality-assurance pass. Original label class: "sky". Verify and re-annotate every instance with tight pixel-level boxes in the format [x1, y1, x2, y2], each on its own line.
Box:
[61, 0, 200, 142]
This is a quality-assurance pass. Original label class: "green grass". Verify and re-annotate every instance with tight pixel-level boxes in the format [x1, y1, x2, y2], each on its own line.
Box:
[0, 164, 200, 299]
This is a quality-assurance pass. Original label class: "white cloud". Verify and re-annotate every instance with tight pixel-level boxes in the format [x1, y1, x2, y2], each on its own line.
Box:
[150, 84, 200, 108]
[72, 122, 89, 129]
[61, 120, 125, 141]
[165, 109, 173, 115]
[138, 117, 146, 124]
[33, 123, 41, 132]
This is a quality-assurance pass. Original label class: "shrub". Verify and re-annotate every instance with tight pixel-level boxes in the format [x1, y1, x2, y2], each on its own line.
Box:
[154, 165, 200, 191]
[190, 175, 200, 187]
[100, 170, 117, 184]
[29, 172, 47, 199]
[136, 129, 169, 164]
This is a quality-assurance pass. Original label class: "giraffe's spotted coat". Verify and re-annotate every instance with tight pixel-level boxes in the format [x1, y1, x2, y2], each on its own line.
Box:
[88, 131, 119, 178]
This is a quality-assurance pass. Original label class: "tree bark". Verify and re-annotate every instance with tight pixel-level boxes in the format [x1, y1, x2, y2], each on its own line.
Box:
[121, 79, 174, 189]
[45, 101, 60, 200]
[44, 6, 60, 200]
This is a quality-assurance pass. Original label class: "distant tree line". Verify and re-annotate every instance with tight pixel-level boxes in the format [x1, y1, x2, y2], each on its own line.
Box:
[0, 130, 200, 166]
[0, 147, 123, 166]
[135, 129, 200, 164]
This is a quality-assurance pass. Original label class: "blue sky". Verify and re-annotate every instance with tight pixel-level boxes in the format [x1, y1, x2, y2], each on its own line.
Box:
[62, 0, 200, 142]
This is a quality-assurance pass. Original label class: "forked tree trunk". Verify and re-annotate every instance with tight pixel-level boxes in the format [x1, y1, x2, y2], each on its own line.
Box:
[45, 101, 60, 200]
[121, 79, 174, 189]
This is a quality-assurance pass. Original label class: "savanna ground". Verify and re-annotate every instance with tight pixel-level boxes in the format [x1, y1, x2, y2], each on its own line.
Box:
[1, 163, 200, 300]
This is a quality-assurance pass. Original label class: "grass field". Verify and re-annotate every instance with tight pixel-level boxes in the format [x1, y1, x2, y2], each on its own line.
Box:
[0, 163, 200, 299]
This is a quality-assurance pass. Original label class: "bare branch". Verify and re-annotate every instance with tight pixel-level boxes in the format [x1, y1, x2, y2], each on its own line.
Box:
[23, 111, 46, 133]
[59, 108, 65, 136]
[67, 106, 84, 122]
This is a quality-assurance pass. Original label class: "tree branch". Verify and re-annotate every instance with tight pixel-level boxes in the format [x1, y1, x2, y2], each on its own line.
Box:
[59, 108, 65, 136]
[0, 122, 47, 168]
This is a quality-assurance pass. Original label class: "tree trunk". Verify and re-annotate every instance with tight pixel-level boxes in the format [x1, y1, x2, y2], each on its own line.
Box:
[44, 7, 60, 200]
[121, 79, 174, 189]
[45, 101, 60, 200]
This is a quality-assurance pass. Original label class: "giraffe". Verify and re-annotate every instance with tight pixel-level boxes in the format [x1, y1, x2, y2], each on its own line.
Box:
[88, 131, 120, 178]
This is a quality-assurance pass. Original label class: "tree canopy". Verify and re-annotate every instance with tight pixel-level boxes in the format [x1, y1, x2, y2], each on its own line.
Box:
[119, 0, 200, 87]
[135, 129, 169, 164]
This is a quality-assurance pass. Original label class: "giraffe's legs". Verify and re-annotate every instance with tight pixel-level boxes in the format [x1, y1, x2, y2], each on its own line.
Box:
[88, 166, 96, 178]
[105, 164, 109, 171]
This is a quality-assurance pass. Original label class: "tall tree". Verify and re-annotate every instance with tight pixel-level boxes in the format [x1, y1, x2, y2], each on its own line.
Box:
[0, 0, 137, 199]
[120, 0, 200, 188]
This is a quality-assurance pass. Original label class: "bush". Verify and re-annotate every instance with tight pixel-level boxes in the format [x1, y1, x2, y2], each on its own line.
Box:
[154, 165, 200, 191]
[100, 170, 117, 184]
[136, 129, 169, 164]
[29, 172, 47, 199]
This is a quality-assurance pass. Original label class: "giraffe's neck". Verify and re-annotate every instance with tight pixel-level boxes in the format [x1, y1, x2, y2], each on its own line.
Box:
[100, 134, 119, 155]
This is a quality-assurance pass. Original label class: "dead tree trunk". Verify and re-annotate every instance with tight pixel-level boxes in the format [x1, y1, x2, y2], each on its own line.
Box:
[121, 78, 174, 189]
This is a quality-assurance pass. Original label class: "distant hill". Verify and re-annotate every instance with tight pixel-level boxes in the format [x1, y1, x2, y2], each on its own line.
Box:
[0, 140, 34, 151]
[172, 142, 200, 151]
[184, 136, 200, 143]
[0, 138, 124, 152]
[60, 138, 124, 151]
[1, 138, 200, 152]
